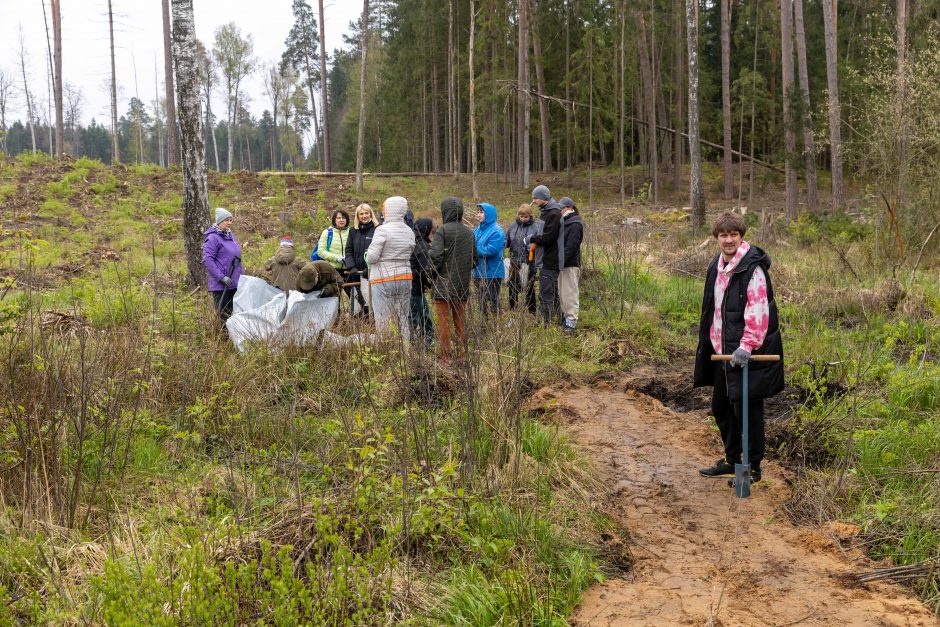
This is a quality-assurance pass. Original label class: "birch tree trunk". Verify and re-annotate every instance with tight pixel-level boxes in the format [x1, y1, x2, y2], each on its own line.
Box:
[469, 0, 479, 198]
[720, 0, 732, 198]
[517, 0, 530, 187]
[822, 0, 846, 210]
[51, 0, 64, 157]
[108, 0, 120, 163]
[793, 0, 818, 211]
[163, 0, 179, 165]
[356, 0, 369, 192]
[317, 0, 332, 171]
[171, 0, 210, 288]
[780, 0, 799, 220]
[530, 0, 551, 173]
[686, 0, 705, 227]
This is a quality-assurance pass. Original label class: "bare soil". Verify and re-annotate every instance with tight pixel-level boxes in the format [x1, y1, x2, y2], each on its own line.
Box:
[528, 373, 938, 626]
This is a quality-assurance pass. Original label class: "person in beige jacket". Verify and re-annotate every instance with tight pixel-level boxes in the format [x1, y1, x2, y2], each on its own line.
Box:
[365, 196, 416, 340]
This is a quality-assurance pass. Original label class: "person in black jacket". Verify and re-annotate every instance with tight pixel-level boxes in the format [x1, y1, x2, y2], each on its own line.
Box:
[693, 211, 784, 484]
[558, 197, 583, 332]
[527, 184, 564, 326]
[344, 203, 378, 316]
[406, 212, 434, 345]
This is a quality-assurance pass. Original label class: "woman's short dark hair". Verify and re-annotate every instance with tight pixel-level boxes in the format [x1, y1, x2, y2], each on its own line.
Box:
[332, 209, 351, 227]
[712, 211, 747, 237]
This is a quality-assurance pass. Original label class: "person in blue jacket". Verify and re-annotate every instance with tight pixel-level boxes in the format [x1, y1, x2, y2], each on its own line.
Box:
[473, 202, 506, 316]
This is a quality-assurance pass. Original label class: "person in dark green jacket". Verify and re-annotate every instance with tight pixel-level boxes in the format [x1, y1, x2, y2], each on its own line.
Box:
[428, 196, 477, 362]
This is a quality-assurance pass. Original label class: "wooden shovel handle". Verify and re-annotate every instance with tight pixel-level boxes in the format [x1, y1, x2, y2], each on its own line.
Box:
[711, 354, 781, 362]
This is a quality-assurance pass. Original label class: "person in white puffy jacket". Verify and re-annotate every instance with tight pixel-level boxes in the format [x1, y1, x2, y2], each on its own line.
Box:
[365, 196, 416, 341]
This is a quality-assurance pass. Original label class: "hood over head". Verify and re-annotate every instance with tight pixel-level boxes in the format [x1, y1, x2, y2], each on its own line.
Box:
[415, 218, 433, 241]
[477, 203, 498, 226]
[274, 245, 297, 265]
[440, 196, 464, 224]
[383, 196, 408, 222]
[404, 208, 415, 229]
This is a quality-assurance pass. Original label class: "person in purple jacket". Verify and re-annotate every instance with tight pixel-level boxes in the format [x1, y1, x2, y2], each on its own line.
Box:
[202, 208, 243, 328]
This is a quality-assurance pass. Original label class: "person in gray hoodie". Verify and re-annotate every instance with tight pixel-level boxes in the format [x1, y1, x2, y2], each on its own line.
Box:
[366, 196, 416, 341]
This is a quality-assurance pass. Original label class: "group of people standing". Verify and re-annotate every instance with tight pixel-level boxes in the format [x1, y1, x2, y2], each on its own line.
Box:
[201, 184, 585, 359]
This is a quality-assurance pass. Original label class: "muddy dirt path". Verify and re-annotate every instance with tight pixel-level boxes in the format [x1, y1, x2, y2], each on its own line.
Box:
[531, 374, 937, 626]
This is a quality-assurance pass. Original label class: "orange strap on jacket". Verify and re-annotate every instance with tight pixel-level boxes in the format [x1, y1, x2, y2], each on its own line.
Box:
[369, 273, 413, 284]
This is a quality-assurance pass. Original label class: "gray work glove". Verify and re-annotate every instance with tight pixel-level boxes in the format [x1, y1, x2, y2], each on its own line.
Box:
[730, 346, 751, 367]
[221, 276, 232, 287]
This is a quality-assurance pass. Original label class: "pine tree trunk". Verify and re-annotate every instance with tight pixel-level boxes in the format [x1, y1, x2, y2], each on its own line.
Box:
[469, 0, 479, 198]
[163, 0, 179, 165]
[564, 0, 571, 183]
[298, 5, 321, 169]
[673, 0, 684, 192]
[686, 0, 705, 226]
[720, 0, 732, 198]
[432, 63, 440, 172]
[51, 0, 64, 157]
[780, 0, 799, 220]
[318, 0, 332, 171]
[635, 10, 657, 202]
[619, 1, 626, 205]
[356, 0, 369, 192]
[896, 0, 908, 213]
[108, 0, 120, 163]
[530, 0, 551, 173]
[792, 0, 818, 212]
[171, 0, 210, 288]
[822, 0, 845, 210]
[517, 0, 530, 187]
[18, 38, 37, 154]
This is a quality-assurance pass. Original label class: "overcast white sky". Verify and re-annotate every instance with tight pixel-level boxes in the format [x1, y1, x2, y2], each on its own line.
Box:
[1, 0, 361, 133]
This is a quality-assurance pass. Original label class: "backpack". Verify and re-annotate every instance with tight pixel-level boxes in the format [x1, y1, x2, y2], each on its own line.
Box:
[310, 228, 333, 261]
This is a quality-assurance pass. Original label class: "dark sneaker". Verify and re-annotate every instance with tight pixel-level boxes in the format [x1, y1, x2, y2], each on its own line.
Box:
[699, 459, 736, 478]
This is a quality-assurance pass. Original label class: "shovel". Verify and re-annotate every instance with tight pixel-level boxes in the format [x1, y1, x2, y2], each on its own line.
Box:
[711, 353, 781, 498]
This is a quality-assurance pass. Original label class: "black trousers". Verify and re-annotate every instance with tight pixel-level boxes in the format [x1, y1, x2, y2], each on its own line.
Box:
[712, 365, 765, 466]
[475, 278, 502, 317]
[210, 289, 236, 328]
[539, 268, 560, 325]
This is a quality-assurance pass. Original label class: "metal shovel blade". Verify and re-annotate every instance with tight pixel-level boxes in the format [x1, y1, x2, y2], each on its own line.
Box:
[734, 462, 751, 498]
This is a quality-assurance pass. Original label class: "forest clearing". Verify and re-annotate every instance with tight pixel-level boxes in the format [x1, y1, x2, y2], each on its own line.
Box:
[3, 0, 940, 624]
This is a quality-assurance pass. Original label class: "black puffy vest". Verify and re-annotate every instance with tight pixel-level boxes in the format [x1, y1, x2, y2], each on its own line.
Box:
[693, 246, 785, 403]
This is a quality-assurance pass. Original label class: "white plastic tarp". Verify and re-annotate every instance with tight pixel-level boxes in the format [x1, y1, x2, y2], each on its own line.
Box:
[226, 292, 287, 352]
[226, 275, 340, 351]
[233, 275, 281, 314]
[274, 290, 340, 346]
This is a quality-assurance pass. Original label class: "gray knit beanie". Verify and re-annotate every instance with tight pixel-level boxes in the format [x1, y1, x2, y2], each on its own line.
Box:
[531, 185, 551, 201]
[214, 207, 233, 225]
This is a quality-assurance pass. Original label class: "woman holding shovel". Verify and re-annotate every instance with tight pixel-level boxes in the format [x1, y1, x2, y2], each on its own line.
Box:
[694, 211, 784, 484]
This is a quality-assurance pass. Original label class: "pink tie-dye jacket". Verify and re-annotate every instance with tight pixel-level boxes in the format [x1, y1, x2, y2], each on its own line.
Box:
[709, 241, 769, 355]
